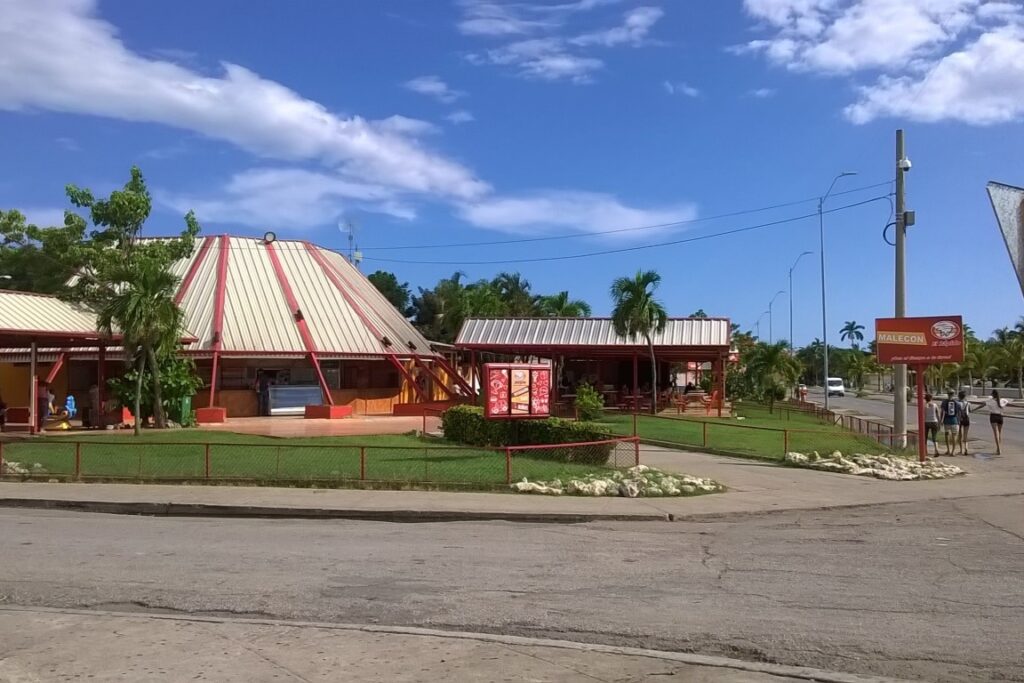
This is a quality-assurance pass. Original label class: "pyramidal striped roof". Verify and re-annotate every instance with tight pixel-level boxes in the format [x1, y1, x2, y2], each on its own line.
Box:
[171, 236, 435, 357]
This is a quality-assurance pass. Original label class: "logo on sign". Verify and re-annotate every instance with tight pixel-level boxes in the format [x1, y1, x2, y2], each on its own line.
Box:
[930, 320, 960, 340]
[877, 331, 927, 345]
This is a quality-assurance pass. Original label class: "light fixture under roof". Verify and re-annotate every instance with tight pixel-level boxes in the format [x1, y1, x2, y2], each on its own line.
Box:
[263, 231, 277, 244]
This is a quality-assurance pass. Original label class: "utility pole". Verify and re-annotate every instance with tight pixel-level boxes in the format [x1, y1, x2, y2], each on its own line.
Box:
[894, 129, 908, 447]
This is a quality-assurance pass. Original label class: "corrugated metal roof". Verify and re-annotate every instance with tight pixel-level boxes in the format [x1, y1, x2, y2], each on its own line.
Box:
[456, 318, 731, 349]
[170, 236, 438, 357]
[0, 290, 107, 337]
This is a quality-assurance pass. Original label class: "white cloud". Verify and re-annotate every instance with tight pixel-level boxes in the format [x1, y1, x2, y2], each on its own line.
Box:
[663, 80, 700, 97]
[748, 87, 778, 98]
[54, 136, 80, 151]
[471, 38, 604, 83]
[0, 0, 488, 200]
[403, 75, 466, 103]
[445, 110, 476, 124]
[846, 25, 1024, 124]
[374, 115, 439, 136]
[459, 1, 662, 83]
[157, 168, 414, 228]
[17, 207, 67, 227]
[570, 6, 664, 47]
[738, 0, 1024, 124]
[457, 191, 697, 237]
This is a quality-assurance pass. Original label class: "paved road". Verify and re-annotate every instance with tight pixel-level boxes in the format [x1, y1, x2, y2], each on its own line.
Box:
[806, 388, 1024, 454]
[1, 501, 1021, 682]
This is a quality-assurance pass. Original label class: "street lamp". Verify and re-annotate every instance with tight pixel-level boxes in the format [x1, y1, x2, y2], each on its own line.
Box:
[768, 290, 785, 344]
[819, 171, 857, 410]
[788, 251, 813, 350]
[755, 310, 770, 340]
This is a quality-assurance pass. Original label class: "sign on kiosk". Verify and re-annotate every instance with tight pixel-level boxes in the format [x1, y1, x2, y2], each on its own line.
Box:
[483, 363, 551, 419]
[875, 316, 964, 365]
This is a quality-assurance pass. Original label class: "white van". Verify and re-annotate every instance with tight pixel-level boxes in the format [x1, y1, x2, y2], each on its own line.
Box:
[826, 377, 846, 397]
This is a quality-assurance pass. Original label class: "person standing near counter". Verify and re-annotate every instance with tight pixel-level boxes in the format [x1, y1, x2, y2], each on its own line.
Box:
[257, 371, 273, 417]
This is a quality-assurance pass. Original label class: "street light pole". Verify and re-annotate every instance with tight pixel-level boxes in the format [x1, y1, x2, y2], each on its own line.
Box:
[755, 310, 769, 341]
[788, 251, 813, 349]
[819, 172, 857, 411]
[768, 290, 785, 344]
[893, 129, 911, 447]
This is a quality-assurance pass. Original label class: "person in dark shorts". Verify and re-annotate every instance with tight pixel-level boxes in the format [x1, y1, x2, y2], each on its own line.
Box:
[939, 390, 961, 456]
[987, 390, 1010, 456]
[957, 390, 972, 455]
[923, 393, 940, 456]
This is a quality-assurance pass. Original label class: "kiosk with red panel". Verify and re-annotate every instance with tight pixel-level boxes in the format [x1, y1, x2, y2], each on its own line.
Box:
[483, 363, 551, 419]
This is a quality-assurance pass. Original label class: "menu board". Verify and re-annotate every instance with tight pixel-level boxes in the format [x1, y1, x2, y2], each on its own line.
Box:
[483, 363, 551, 419]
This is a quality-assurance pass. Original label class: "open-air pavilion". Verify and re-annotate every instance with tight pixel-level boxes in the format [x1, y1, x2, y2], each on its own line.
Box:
[455, 317, 733, 414]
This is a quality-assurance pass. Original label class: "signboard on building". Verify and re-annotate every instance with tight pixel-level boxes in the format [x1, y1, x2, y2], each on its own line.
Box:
[483, 363, 551, 419]
[875, 316, 964, 364]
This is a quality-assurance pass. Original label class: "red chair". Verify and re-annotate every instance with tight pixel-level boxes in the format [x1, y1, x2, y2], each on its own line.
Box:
[702, 390, 722, 415]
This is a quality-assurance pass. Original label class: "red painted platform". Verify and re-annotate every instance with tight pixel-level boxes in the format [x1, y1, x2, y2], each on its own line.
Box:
[303, 404, 353, 419]
[195, 407, 227, 424]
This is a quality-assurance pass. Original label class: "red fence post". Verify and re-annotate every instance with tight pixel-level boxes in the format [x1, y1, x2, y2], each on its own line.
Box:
[74, 442, 81, 480]
[360, 446, 366, 481]
[204, 443, 211, 480]
[702, 422, 708, 448]
[632, 411, 637, 437]
[276, 446, 281, 480]
[634, 438, 640, 467]
[0, 441, 4, 475]
[783, 430, 789, 455]
[505, 447, 512, 484]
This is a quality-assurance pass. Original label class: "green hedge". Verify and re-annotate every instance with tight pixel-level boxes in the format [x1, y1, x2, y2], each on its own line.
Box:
[441, 405, 615, 465]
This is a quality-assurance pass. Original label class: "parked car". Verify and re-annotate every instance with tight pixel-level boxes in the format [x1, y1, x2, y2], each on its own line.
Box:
[826, 377, 846, 397]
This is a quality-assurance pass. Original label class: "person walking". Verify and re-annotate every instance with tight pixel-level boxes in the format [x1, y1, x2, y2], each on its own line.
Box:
[923, 393, 940, 457]
[957, 390, 972, 455]
[987, 389, 1011, 456]
[939, 390, 961, 456]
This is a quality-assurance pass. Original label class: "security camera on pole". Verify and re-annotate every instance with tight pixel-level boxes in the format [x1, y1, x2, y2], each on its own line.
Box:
[893, 130, 915, 447]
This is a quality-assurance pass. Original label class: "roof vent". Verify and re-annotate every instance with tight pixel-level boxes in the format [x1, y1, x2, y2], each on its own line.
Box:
[381, 336, 392, 347]
[407, 341, 417, 351]
[294, 309, 304, 322]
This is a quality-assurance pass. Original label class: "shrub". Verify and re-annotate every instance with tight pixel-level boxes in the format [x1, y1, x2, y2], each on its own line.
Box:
[441, 405, 614, 465]
[574, 382, 604, 421]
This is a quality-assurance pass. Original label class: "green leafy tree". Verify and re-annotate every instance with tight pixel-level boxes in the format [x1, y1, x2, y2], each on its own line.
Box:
[574, 382, 604, 421]
[410, 271, 467, 343]
[965, 344, 1004, 395]
[0, 209, 89, 293]
[845, 351, 869, 391]
[746, 341, 801, 413]
[67, 167, 199, 433]
[839, 320, 865, 348]
[1002, 336, 1024, 391]
[367, 270, 412, 316]
[610, 270, 667, 414]
[493, 271, 536, 316]
[537, 291, 592, 317]
[689, 309, 708, 318]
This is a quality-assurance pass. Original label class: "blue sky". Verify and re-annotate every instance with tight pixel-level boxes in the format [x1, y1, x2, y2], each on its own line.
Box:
[2, 0, 1023, 345]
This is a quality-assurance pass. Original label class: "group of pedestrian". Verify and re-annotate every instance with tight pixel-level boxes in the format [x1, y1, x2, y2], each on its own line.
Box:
[923, 389, 1013, 457]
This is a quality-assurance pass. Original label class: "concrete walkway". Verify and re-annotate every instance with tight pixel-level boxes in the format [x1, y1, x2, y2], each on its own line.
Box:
[0, 441, 1020, 522]
[0, 607, 900, 683]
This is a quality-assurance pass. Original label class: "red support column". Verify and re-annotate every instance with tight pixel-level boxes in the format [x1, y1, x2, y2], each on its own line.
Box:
[45, 352, 67, 384]
[433, 354, 474, 397]
[97, 345, 106, 429]
[29, 341, 38, 435]
[915, 364, 927, 462]
[413, 357, 455, 400]
[390, 357, 429, 403]
[207, 235, 231, 406]
[632, 353, 639, 416]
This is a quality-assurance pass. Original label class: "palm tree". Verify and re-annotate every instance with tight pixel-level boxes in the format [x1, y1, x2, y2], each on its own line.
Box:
[845, 351, 869, 391]
[537, 291, 592, 317]
[965, 344, 1004, 395]
[746, 341, 801, 413]
[1001, 336, 1024, 393]
[610, 270, 667, 414]
[839, 320, 865, 348]
[96, 257, 183, 435]
[493, 272, 535, 316]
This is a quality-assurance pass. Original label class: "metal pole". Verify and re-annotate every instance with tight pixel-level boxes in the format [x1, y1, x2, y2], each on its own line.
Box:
[894, 129, 908, 447]
[769, 290, 784, 345]
[819, 199, 830, 412]
[788, 251, 812, 350]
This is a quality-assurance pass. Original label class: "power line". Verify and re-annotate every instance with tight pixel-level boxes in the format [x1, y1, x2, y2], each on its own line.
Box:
[362, 195, 892, 266]
[360, 180, 894, 251]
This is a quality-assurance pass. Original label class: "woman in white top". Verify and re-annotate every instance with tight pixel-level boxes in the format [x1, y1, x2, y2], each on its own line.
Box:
[987, 390, 1011, 455]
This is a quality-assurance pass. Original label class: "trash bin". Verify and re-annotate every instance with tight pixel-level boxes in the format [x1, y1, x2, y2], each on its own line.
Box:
[169, 396, 192, 425]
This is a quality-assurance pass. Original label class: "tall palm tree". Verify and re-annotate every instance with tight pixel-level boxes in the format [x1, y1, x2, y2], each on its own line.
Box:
[610, 270, 667, 414]
[537, 291, 592, 317]
[845, 351, 868, 391]
[96, 257, 183, 435]
[1001, 336, 1024, 393]
[746, 341, 802, 413]
[839, 320, 865, 348]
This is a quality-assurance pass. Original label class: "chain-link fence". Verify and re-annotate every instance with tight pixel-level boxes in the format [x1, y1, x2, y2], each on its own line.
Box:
[506, 437, 639, 482]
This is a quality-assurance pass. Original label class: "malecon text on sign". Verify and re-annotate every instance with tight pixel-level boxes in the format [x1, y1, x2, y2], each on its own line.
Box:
[874, 316, 964, 364]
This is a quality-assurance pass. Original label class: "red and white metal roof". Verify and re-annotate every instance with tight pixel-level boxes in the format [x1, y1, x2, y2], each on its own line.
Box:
[456, 317, 731, 350]
[0, 290, 117, 347]
[172, 236, 436, 358]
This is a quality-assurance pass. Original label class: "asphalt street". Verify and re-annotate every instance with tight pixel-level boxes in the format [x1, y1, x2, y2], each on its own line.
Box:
[1, 498, 1021, 682]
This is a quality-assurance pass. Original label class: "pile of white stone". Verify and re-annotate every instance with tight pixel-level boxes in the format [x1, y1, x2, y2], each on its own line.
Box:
[512, 464, 724, 497]
[784, 451, 964, 480]
[0, 461, 46, 476]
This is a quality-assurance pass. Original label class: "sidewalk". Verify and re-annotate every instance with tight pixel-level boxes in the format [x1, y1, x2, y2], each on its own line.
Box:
[0, 607, 901, 683]
[1, 443, 1020, 523]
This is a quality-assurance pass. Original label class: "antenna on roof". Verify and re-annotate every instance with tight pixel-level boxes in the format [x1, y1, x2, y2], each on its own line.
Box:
[339, 218, 363, 269]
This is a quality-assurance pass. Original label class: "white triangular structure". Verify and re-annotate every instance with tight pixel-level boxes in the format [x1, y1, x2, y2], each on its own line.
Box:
[987, 181, 1024, 299]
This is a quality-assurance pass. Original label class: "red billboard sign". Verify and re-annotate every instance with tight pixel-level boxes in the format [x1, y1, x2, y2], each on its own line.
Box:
[483, 363, 551, 419]
[875, 316, 964, 364]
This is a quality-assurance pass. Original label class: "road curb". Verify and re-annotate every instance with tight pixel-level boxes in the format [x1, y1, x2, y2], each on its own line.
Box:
[0, 497, 671, 524]
[0, 605, 917, 683]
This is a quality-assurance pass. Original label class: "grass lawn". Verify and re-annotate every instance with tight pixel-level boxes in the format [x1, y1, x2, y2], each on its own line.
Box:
[0, 430, 618, 490]
[598, 403, 894, 461]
